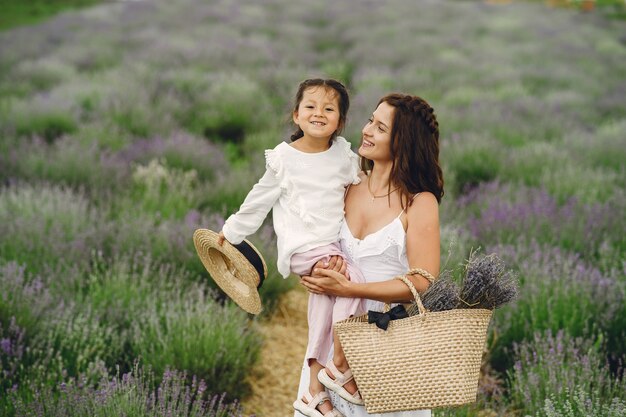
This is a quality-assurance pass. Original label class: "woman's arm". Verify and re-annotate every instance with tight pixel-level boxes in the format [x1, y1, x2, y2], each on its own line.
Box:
[404, 191, 440, 290]
[301, 272, 425, 304]
[301, 192, 440, 303]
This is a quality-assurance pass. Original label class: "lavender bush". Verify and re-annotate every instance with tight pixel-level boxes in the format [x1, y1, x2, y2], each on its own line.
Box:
[0, 317, 26, 395]
[25, 308, 121, 385]
[76, 253, 263, 399]
[129, 158, 198, 220]
[508, 330, 626, 416]
[132, 294, 261, 400]
[459, 182, 626, 270]
[0, 262, 52, 336]
[11, 365, 243, 417]
[0, 183, 103, 273]
[488, 241, 625, 370]
[1, 136, 127, 190]
[115, 131, 229, 182]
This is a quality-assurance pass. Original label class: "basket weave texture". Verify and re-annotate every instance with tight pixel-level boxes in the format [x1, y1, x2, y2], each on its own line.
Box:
[334, 276, 492, 413]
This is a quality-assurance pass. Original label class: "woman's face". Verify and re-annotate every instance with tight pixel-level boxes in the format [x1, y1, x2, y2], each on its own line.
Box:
[359, 101, 394, 162]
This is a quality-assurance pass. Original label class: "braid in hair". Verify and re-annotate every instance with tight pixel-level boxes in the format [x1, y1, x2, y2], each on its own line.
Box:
[414, 98, 439, 141]
[397, 95, 439, 140]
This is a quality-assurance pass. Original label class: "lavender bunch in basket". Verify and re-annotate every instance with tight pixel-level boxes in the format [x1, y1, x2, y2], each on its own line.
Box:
[417, 252, 518, 313]
[420, 270, 460, 312]
[457, 252, 518, 310]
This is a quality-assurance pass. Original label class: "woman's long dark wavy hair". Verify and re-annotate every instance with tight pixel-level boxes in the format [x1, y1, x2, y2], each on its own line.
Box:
[361, 93, 444, 206]
[290, 78, 350, 142]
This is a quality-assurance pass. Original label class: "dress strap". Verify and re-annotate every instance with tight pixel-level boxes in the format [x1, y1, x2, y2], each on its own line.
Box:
[396, 192, 422, 218]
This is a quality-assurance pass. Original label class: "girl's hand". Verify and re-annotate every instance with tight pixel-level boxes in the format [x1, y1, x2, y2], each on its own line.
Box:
[311, 256, 349, 279]
[301, 268, 352, 297]
[217, 231, 225, 245]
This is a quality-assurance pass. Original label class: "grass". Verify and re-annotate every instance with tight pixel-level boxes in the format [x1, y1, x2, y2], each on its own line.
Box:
[0, 0, 103, 31]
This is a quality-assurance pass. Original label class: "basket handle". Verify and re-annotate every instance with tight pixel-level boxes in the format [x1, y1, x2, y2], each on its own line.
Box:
[392, 275, 427, 315]
[407, 267, 437, 285]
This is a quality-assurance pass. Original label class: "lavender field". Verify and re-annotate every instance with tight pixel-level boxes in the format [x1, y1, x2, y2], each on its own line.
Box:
[0, 0, 625, 416]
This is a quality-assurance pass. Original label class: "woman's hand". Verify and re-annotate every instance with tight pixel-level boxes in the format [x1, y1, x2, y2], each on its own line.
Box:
[301, 268, 352, 297]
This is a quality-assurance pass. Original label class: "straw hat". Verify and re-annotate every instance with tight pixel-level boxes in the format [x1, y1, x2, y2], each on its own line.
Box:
[193, 229, 266, 314]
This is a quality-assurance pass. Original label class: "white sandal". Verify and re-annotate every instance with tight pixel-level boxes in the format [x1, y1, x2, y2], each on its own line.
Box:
[318, 361, 364, 405]
[293, 390, 344, 417]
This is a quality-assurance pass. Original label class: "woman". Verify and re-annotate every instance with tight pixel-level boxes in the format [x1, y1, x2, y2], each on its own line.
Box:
[295, 93, 444, 417]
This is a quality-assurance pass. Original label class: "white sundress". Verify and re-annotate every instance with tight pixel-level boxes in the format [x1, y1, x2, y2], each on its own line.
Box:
[294, 212, 432, 417]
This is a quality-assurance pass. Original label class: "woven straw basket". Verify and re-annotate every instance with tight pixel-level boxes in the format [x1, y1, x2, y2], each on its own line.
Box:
[334, 275, 492, 413]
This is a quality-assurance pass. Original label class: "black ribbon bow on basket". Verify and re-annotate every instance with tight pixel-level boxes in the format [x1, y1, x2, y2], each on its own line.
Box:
[368, 305, 409, 330]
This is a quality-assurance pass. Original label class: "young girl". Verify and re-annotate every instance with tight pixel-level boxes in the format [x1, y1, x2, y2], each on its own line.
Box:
[218, 79, 364, 417]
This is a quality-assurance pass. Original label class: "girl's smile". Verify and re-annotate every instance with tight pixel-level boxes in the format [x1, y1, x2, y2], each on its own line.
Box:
[293, 86, 341, 143]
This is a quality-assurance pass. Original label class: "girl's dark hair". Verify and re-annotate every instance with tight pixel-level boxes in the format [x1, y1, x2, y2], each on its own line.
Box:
[360, 93, 444, 205]
[290, 78, 350, 142]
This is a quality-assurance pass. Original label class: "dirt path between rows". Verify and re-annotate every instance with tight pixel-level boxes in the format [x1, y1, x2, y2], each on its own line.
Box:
[243, 286, 309, 417]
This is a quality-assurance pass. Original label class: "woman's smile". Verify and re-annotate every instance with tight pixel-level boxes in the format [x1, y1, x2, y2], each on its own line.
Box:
[361, 138, 374, 148]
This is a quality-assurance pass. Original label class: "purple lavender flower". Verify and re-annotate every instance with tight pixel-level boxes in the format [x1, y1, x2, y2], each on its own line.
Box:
[459, 252, 519, 310]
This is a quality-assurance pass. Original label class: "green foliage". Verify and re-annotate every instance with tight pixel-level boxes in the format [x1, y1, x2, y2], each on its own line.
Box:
[10, 365, 243, 417]
[446, 142, 503, 194]
[177, 73, 274, 144]
[433, 405, 494, 417]
[28, 310, 121, 384]
[0, 184, 101, 272]
[0, 262, 50, 336]
[539, 162, 620, 204]
[507, 330, 626, 416]
[5, 58, 76, 96]
[110, 107, 153, 138]
[76, 254, 262, 399]
[15, 111, 77, 144]
[198, 164, 262, 214]
[0, 0, 102, 30]
[5, 137, 125, 190]
[539, 392, 626, 417]
[498, 142, 569, 188]
[131, 292, 261, 399]
[488, 241, 625, 370]
[129, 158, 198, 220]
[571, 120, 626, 172]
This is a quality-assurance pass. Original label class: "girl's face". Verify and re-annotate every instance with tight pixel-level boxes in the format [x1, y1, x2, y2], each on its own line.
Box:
[293, 87, 341, 142]
[359, 101, 394, 162]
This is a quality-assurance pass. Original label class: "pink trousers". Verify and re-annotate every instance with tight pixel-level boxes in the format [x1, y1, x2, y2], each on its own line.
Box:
[291, 242, 365, 365]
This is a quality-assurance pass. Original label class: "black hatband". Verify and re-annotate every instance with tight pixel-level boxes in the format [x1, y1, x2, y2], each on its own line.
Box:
[233, 241, 266, 289]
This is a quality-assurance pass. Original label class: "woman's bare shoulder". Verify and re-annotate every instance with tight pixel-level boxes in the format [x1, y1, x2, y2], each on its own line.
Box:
[406, 192, 439, 222]
[412, 191, 438, 205]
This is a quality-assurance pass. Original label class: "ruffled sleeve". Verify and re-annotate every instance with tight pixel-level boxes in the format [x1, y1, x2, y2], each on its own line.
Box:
[336, 136, 362, 185]
[264, 146, 283, 178]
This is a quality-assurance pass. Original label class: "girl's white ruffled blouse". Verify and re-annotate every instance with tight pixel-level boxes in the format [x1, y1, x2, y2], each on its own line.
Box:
[222, 136, 361, 278]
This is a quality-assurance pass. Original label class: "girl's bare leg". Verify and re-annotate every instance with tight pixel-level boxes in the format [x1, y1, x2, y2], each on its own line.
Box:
[306, 359, 333, 414]
[329, 330, 358, 394]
